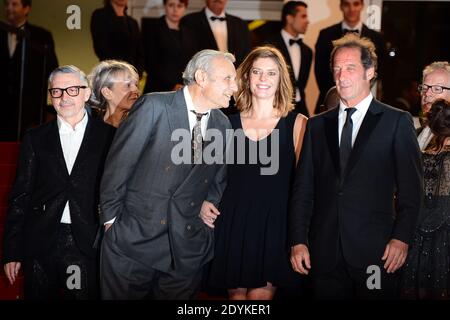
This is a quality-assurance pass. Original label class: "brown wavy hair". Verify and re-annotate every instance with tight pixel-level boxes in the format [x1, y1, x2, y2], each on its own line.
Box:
[235, 46, 294, 117]
[426, 99, 450, 151]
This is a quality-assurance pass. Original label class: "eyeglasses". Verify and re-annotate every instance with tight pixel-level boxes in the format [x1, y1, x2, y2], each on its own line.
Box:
[418, 84, 450, 94]
[48, 85, 87, 98]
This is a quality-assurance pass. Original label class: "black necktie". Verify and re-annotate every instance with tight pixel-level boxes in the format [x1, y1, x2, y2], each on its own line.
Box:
[343, 28, 359, 35]
[210, 16, 226, 22]
[289, 38, 303, 46]
[340, 108, 357, 178]
[191, 110, 207, 164]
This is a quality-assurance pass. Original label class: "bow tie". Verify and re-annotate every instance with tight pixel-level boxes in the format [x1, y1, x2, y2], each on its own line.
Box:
[289, 38, 303, 46]
[343, 28, 359, 35]
[210, 16, 226, 22]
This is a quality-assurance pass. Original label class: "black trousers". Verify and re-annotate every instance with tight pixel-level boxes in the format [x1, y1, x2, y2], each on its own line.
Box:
[311, 240, 399, 300]
[23, 224, 99, 300]
[100, 235, 202, 300]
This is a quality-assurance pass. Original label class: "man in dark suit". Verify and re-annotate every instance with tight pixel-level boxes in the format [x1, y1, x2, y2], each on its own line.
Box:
[0, 0, 58, 141]
[2, 65, 115, 299]
[181, 0, 251, 67]
[314, 0, 384, 114]
[100, 50, 236, 299]
[289, 34, 423, 299]
[266, 1, 312, 117]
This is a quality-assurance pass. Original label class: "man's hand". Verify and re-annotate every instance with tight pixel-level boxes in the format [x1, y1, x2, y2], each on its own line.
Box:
[290, 244, 311, 275]
[382, 239, 408, 273]
[4, 262, 21, 285]
[199, 201, 220, 229]
[104, 223, 113, 232]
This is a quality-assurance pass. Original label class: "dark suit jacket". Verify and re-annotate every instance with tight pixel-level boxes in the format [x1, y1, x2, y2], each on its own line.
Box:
[142, 16, 196, 93]
[100, 89, 231, 276]
[2, 116, 115, 263]
[289, 99, 423, 274]
[90, 4, 144, 74]
[0, 23, 58, 141]
[314, 23, 385, 113]
[266, 32, 313, 116]
[181, 9, 251, 66]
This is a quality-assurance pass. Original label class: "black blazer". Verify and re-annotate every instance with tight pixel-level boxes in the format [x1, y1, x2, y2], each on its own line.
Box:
[0, 23, 58, 141]
[181, 9, 251, 66]
[289, 99, 423, 274]
[2, 116, 115, 263]
[90, 4, 144, 74]
[314, 23, 385, 113]
[142, 16, 196, 93]
[266, 32, 313, 115]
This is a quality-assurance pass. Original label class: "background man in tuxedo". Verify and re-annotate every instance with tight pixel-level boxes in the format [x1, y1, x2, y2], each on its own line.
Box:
[181, 0, 251, 67]
[100, 50, 236, 300]
[2, 65, 115, 299]
[289, 34, 422, 299]
[0, 0, 58, 141]
[417, 61, 450, 151]
[266, 1, 312, 117]
[314, 0, 384, 114]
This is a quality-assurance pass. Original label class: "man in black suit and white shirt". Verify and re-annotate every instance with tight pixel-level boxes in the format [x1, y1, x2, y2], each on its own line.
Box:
[181, 0, 251, 67]
[266, 1, 312, 117]
[2, 65, 115, 299]
[289, 34, 422, 299]
[314, 0, 384, 114]
[0, 0, 58, 141]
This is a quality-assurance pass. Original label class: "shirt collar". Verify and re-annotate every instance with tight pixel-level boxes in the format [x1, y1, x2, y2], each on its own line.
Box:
[57, 109, 88, 134]
[205, 7, 226, 19]
[342, 21, 363, 33]
[281, 29, 303, 45]
[339, 93, 373, 115]
[183, 86, 211, 115]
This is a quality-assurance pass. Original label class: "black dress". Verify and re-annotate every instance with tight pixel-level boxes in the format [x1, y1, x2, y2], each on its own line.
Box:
[400, 148, 450, 299]
[208, 112, 302, 289]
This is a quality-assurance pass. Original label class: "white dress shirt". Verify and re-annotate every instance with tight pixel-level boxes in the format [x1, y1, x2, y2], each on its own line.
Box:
[58, 111, 88, 224]
[281, 29, 302, 102]
[184, 86, 211, 137]
[205, 7, 228, 53]
[338, 93, 372, 147]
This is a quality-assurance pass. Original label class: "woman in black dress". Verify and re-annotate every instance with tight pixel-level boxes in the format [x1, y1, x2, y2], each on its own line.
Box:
[143, 0, 195, 93]
[400, 99, 450, 299]
[203, 46, 307, 300]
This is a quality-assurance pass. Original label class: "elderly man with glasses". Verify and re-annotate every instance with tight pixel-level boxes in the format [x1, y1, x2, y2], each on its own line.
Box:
[2, 65, 115, 299]
[417, 61, 450, 150]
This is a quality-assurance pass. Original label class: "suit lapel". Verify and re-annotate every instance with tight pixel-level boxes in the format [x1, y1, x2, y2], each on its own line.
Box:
[166, 89, 192, 180]
[324, 108, 340, 175]
[201, 10, 218, 50]
[344, 100, 383, 178]
[47, 120, 70, 177]
[70, 116, 94, 176]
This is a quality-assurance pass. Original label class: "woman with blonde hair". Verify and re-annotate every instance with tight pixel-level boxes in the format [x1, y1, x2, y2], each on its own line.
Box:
[88, 60, 139, 127]
[205, 46, 307, 300]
